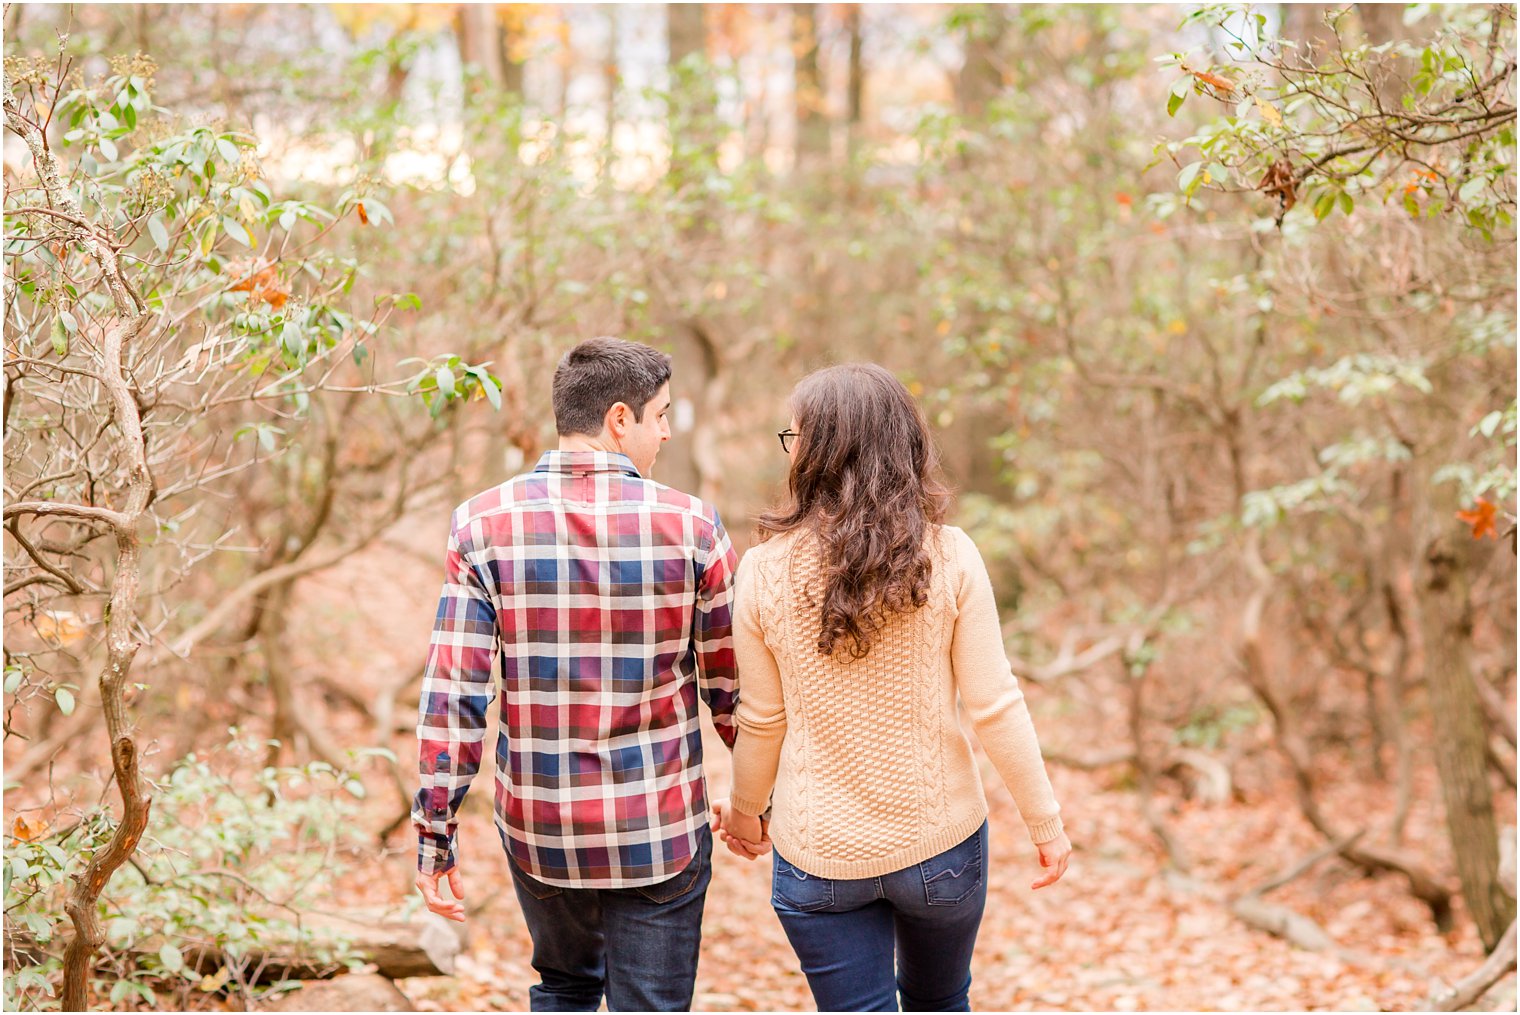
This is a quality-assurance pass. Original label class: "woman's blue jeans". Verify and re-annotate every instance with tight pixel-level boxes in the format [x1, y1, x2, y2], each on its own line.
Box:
[771, 821, 989, 1012]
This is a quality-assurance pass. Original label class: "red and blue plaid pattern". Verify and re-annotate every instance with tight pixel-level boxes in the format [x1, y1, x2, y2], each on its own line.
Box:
[412, 451, 738, 888]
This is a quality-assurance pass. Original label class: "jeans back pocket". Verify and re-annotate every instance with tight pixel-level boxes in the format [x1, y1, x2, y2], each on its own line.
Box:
[771, 855, 835, 913]
[919, 826, 984, 906]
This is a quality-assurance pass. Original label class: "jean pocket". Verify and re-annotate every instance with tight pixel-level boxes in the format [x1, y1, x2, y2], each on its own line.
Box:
[919, 829, 984, 906]
[509, 858, 564, 901]
[771, 856, 834, 913]
[634, 851, 705, 904]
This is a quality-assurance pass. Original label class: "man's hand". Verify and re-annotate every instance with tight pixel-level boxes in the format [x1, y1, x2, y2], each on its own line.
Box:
[710, 798, 771, 860]
[416, 866, 466, 922]
[1031, 831, 1072, 890]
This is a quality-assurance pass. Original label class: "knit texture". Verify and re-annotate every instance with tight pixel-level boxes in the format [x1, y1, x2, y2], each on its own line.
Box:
[729, 525, 1064, 880]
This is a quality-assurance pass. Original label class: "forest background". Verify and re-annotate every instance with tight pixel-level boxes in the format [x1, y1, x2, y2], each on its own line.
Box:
[2, 2, 1516, 1012]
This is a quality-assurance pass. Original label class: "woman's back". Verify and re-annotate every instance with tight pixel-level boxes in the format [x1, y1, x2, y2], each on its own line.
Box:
[730, 524, 1063, 879]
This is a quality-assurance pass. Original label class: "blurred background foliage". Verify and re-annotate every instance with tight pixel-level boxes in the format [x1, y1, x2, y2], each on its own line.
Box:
[2, 3, 1514, 1010]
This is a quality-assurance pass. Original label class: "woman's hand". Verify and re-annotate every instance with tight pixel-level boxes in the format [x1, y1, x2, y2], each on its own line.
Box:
[1031, 830, 1071, 889]
[710, 798, 771, 860]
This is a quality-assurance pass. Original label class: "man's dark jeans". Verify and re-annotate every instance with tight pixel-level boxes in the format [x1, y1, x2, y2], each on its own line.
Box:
[507, 825, 713, 1012]
[771, 821, 990, 1012]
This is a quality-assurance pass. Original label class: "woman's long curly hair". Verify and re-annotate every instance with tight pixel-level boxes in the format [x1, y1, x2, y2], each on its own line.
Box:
[758, 363, 951, 660]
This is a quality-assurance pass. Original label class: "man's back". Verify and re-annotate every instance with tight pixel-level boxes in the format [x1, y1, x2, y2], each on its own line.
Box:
[414, 450, 737, 888]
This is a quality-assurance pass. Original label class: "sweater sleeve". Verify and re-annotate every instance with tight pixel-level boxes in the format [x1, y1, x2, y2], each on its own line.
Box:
[948, 528, 1065, 845]
[729, 552, 787, 817]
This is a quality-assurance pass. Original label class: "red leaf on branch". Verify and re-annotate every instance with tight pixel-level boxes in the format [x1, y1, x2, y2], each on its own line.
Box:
[1456, 498, 1499, 540]
[1191, 70, 1236, 94]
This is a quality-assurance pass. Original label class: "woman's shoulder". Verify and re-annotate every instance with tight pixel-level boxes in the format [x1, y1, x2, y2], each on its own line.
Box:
[930, 523, 978, 559]
[928, 524, 987, 588]
[737, 529, 803, 575]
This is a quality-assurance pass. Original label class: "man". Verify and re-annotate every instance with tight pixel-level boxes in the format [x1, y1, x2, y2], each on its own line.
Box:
[412, 337, 741, 1011]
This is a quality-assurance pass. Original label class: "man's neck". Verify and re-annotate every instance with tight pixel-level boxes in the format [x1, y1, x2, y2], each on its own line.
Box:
[558, 435, 618, 455]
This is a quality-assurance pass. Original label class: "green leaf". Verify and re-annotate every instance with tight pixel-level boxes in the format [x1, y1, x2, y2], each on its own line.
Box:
[59, 309, 78, 334]
[1167, 90, 1186, 117]
[1313, 189, 1337, 220]
[435, 366, 456, 397]
[1177, 161, 1203, 192]
[279, 208, 297, 231]
[1338, 191, 1354, 216]
[55, 688, 75, 716]
[4, 669, 22, 695]
[280, 320, 302, 357]
[98, 136, 118, 162]
[148, 213, 170, 253]
[481, 375, 502, 411]
[50, 319, 69, 357]
[216, 137, 241, 165]
[159, 943, 184, 974]
[221, 215, 253, 248]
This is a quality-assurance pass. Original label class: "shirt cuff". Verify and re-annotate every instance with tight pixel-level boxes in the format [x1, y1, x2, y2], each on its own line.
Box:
[1026, 813, 1065, 845]
[416, 828, 457, 874]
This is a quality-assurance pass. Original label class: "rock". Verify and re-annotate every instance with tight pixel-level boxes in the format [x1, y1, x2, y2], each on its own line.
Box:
[260, 973, 414, 1012]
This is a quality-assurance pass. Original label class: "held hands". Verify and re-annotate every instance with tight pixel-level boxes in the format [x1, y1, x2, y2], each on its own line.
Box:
[1031, 830, 1072, 890]
[416, 866, 466, 922]
[710, 798, 772, 861]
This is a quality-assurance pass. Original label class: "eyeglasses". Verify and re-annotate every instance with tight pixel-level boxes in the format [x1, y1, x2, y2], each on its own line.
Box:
[777, 429, 799, 454]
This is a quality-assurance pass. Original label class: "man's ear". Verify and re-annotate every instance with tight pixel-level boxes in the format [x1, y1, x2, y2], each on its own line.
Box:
[606, 401, 630, 437]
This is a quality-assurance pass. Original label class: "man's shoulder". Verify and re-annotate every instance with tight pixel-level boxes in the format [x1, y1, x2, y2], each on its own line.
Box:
[450, 473, 543, 527]
[634, 477, 722, 529]
[448, 473, 724, 543]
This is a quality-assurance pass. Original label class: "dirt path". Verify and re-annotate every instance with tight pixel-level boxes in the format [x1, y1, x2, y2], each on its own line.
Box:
[297, 541, 1500, 1013]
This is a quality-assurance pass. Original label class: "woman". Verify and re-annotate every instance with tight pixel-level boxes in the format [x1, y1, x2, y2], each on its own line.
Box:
[716, 363, 1070, 1013]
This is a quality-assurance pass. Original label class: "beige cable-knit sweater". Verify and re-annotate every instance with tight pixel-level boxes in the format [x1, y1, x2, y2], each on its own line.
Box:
[728, 524, 1063, 880]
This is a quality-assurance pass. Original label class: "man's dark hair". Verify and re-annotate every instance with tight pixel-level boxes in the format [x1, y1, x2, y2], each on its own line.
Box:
[551, 337, 673, 437]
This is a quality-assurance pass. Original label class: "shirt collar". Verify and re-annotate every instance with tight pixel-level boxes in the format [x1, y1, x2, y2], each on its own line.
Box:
[533, 450, 643, 478]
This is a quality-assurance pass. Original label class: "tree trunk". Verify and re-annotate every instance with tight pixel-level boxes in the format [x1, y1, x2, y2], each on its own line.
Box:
[604, 5, 619, 168]
[1279, 4, 1338, 63]
[6, 73, 157, 1015]
[454, 4, 505, 90]
[1421, 528, 1515, 951]
[792, 3, 828, 166]
[496, 4, 526, 98]
[956, 3, 1006, 118]
[845, 4, 864, 160]
[667, 2, 706, 66]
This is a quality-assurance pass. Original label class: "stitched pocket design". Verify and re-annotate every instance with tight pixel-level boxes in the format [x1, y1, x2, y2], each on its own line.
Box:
[771, 856, 834, 913]
[919, 833, 984, 906]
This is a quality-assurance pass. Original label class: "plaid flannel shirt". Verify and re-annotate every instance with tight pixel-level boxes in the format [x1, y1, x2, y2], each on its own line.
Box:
[412, 450, 738, 888]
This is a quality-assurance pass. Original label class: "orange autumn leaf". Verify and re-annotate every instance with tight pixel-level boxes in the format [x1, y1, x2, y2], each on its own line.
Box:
[1191, 70, 1236, 94]
[12, 815, 47, 842]
[254, 283, 290, 309]
[1456, 498, 1499, 540]
[227, 259, 277, 293]
[34, 610, 87, 644]
[356, 201, 369, 226]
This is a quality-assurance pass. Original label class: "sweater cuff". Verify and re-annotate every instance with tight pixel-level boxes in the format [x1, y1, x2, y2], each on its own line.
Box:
[729, 793, 770, 817]
[1026, 813, 1064, 845]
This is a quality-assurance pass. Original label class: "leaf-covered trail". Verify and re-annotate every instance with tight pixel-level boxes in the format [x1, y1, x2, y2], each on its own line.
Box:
[361, 735, 1492, 1012]
[298, 545, 1502, 1013]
